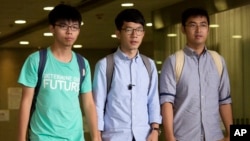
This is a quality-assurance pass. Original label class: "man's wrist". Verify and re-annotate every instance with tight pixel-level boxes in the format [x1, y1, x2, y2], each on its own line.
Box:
[151, 127, 161, 135]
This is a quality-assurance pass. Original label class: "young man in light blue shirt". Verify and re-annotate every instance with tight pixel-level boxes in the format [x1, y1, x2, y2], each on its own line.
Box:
[160, 7, 233, 141]
[93, 9, 162, 141]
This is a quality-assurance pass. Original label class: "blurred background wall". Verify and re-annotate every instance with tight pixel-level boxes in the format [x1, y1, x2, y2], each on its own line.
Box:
[0, 1, 249, 140]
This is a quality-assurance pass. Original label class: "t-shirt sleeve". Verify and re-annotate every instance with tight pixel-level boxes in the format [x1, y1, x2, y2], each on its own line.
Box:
[18, 52, 39, 87]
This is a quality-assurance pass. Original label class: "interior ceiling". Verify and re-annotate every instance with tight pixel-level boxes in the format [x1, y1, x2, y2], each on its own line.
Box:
[0, 0, 183, 49]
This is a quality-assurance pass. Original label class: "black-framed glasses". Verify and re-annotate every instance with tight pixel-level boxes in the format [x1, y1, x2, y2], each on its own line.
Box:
[54, 24, 80, 31]
[121, 27, 144, 36]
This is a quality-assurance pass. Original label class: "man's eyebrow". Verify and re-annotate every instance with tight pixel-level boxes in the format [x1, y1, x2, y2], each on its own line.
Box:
[123, 26, 143, 28]
[186, 21, 207, 24]
[186, 21, 196, 24]
[57, 21, 79, 25]
[200, 21, 208, 24]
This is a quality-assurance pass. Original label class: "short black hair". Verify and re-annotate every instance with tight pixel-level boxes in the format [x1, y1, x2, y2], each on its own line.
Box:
[115, 8, 145, 30]
[181, 7, 210, 26]
[48, 4, 82, 26]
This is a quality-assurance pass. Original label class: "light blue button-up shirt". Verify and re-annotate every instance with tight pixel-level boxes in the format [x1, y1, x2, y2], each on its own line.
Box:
[160, 46, 232, 141]
[93, 48, 162, 141]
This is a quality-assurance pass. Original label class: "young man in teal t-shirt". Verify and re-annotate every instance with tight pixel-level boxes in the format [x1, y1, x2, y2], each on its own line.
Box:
[17, 4, 100, 141]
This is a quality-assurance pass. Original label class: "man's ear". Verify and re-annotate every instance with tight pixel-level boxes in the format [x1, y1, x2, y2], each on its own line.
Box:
[49, 25, 55, 33]
[115, 30, 121, 39]
[181, 26, 186, 34]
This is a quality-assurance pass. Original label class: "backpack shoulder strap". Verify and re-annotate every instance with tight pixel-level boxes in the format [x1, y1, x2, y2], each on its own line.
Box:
[76, 53, 86, 93]
[106, 53, 114, 93]
[31, 48, 47, 120]
[140, 54, 152, 90]
[28, 48, 47, 138]
[174, 50, 223, 84]
[140, 54, 152, 78]
[36, 48, 47, 91]
[34, 48, 47, 104]
[175, 49, 185, 84]
[208, 50, 223, 77]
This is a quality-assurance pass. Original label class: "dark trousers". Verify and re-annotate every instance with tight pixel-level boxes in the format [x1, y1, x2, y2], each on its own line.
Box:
[132, 137, 135, 141]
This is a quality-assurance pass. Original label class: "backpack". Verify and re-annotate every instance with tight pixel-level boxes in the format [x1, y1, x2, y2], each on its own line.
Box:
[30, 48, 85, 122]
[105, 53, 152, 92]
[175, 49, 223, 83]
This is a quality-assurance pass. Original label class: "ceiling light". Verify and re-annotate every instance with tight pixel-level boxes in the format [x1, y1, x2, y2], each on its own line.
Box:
[121, 3, 134, 7]
[156, 61, 162, 64]
[43, 32, 53, 36]
[210, 24, 219, 28]
[232, 35, 242, 39]
[214, 0, 228, 11]
[146, 23, 153, 27]
[15, 20, 26, 24]
[73, 44, 82, 48]
[19, 41, 29, 45]
[167, 34, 177, 37]
[111, 34, 117, 38]
[153, 10, 164, 29]
[43, 7, 54, 11]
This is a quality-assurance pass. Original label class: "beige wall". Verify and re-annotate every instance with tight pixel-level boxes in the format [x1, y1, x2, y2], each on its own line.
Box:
[1, 4, 250, 140]
[0, 48, 34, 140]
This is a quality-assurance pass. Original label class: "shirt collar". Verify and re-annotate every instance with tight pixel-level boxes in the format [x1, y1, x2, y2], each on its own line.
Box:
[116, 47, 139, 62]
[184, 45, 208, 57]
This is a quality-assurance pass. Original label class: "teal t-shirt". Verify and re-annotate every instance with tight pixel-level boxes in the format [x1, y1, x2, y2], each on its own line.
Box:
[18, 47, 92, 141]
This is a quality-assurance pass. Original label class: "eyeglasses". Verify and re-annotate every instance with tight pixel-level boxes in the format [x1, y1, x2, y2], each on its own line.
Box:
[121, 27, 144, 36]
[185, 23, 208, 30]
[54, 24, 80, 31]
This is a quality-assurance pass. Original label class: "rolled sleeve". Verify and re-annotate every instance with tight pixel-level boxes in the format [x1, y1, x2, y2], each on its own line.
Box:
[218, 57, 232, 105]
[159, 55, 176, 105]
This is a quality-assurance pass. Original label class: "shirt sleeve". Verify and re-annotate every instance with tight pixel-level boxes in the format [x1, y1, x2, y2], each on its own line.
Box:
[218, 56, 232, 104]
[159, 54, 176, 105]
[18, 51, 39, 87]
[147, 58, 162, 124]
[92, 58, 107, 130]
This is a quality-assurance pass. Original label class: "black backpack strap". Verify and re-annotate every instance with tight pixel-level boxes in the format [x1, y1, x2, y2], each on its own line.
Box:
[31, 48, 47, 114]
[106, 53, 114, 93]
[76, 53, 85, 94]
[29, 48, 47, 131]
